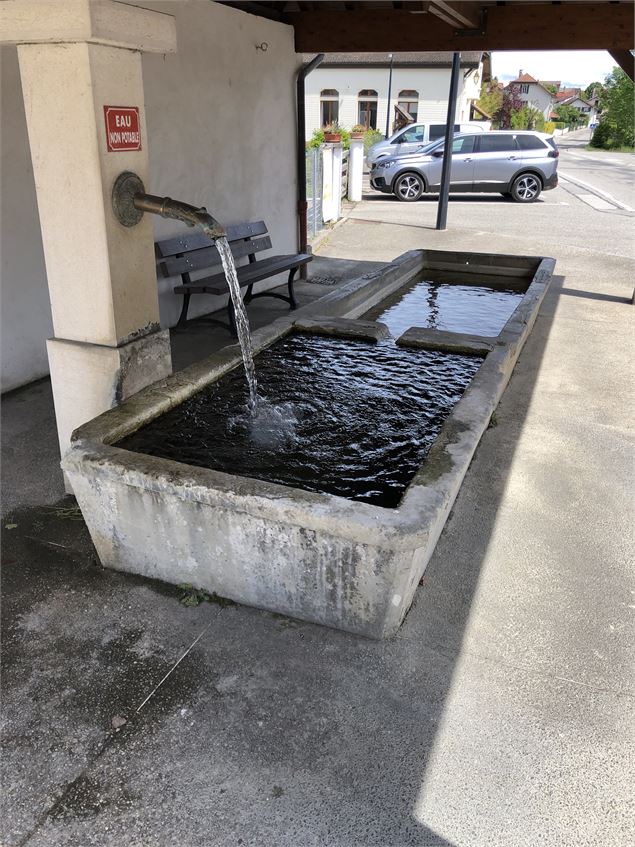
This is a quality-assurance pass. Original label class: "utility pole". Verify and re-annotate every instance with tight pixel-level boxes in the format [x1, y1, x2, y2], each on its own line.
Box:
[435, 51, 461, 231]
[385, 53, 394, 137]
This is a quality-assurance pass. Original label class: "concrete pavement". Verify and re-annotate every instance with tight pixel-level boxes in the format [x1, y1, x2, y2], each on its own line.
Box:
[2, 143, 634, 845]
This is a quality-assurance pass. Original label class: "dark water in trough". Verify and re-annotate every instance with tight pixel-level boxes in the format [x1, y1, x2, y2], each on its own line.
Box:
[119, 334, 482, 508]
[366, 276, 525, 338]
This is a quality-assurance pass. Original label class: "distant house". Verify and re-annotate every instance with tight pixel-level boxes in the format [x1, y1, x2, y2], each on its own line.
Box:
[508, 71, 554, 120]
[304, 51, 490, 139]
[551, 88, 595, 122]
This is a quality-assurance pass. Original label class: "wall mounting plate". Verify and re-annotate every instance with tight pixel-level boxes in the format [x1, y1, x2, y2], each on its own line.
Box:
[112, 171, 145, 227]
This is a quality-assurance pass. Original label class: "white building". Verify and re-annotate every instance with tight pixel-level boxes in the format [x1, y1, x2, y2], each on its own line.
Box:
[304, 52, 489, 139]
[509, 72, 555, 121]
[553, 89, 595, 123]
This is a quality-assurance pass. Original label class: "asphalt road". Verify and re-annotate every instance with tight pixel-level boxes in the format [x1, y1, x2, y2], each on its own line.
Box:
[363, 127, 635, 218]
[556, 128, 635, 212]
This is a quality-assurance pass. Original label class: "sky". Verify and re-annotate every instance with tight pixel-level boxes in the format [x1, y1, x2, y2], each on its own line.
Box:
[491, 51, 616, 88]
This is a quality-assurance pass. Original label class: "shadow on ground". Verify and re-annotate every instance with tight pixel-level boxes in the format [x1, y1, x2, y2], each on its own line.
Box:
[2, 279, 563, 846]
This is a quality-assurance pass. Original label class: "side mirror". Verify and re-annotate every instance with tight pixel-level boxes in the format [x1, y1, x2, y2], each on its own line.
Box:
[432, 150, 444, 158]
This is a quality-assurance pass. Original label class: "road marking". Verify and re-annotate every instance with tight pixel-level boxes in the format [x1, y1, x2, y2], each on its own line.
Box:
[577, 193, 617, 211]
[559, 171, 634, 211]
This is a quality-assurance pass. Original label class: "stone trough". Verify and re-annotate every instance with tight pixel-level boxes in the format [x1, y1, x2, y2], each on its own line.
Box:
[64, 249, 554, 638]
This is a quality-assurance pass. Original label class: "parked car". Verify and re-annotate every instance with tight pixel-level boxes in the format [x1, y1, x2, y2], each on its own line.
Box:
[369, 131, 559, 203]
[367, 121, 489, 165]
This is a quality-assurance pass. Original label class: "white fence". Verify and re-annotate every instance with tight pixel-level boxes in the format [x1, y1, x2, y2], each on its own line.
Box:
[307, 140, 363, 237]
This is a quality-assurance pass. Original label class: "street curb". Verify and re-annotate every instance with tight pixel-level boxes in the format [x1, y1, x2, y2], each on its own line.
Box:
[558, 171, 634, 212]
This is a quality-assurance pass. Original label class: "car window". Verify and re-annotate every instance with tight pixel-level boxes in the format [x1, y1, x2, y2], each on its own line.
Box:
[430, 123, 460, 141]
[516, 134, 548, 150]
[478, 135, 519, 153]
[400, 126, 425, 143]
[452, 136, 476, 154]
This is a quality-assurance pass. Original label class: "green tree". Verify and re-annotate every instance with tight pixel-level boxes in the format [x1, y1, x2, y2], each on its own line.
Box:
[511, 104, 545, 131]
[555, 103, 583, 126]
[590, 67, 634, 149]
[477, 78, 503, 122]
[583, 81, 603, 100]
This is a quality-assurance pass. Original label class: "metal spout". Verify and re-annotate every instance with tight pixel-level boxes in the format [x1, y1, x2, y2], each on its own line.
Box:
[133, 193, 226, 239]
[111, 171, 225, 238]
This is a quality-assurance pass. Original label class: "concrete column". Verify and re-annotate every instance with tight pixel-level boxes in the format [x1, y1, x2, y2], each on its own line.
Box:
[348, 138, 364, 202]
[1, 0, 177, 485]
[332, 145, 343, 221]
[321, 145, 334, 222]
[321, 142, 343, 223]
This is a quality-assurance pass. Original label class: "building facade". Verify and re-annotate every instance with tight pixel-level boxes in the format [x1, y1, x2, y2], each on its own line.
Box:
[510, 72, 555, 121]
[304, 52, 488, 139]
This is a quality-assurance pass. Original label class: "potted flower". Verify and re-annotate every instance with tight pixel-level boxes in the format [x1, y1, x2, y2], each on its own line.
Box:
[323, 122, 343, 143]
[350, 124, 366, 140]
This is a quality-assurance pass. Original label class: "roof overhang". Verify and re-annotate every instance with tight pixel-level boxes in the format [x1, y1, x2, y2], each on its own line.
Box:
[220, 2, 634, 79]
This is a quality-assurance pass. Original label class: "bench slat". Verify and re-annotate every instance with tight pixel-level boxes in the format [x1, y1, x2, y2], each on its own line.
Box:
[174, 254, 312, 295]
[156, 220, 268, 258]
[161, 235, 272, 277]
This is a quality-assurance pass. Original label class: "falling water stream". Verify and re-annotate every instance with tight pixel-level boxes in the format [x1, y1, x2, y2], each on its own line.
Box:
[212, 230, 299, 443]
[212, 233, 259, 410]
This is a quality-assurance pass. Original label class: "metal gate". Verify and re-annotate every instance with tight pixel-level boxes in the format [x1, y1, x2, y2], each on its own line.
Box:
[306, 147, 323, 239]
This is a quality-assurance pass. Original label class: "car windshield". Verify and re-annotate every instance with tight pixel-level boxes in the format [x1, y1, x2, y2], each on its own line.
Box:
[417, 139, 442, 154]
[425, 135, 476, 155]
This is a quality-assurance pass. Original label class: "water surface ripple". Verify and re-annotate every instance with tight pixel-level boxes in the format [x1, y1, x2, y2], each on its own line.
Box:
[119, 335, 482, 508]
[369, 278, 525, 338]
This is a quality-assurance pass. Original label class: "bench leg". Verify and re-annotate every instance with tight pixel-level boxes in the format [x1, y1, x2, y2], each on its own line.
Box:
[176, 291, 191, 328]
[243, 283, 254, 304]
[288, 267, 298, 310]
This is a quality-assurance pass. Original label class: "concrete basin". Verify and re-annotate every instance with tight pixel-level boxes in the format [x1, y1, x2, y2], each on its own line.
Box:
[63, 250, 554, 638]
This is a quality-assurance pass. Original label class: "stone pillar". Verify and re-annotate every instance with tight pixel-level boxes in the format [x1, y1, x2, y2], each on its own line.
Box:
[321, 142, 343, 223]
[348, 137, 364, 202]
[1, 0, 177, 488]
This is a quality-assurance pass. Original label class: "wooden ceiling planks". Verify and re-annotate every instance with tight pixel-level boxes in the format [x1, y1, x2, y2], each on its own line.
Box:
[221, 2, 634, 53]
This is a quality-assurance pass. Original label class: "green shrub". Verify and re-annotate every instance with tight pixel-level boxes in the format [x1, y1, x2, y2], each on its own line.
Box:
[363, 128, 383, 154]
[544, 121, 556, 135]
[588, 120, 632, 150]
[307, 128, 325, 149]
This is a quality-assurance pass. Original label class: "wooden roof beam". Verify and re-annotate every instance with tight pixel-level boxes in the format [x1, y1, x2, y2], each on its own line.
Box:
[288, 3, 634, 52]
[428, 2, 481, 30]
[609, 49, 635, 82]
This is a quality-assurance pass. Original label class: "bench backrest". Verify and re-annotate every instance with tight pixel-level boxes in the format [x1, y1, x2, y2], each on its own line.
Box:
[156, 221, 271, 278]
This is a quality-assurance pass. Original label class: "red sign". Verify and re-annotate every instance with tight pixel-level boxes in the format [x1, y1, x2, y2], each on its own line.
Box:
[104, 106, 141, 152]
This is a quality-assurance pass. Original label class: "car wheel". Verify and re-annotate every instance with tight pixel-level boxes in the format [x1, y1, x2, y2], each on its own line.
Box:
[394, 172, 425, 202]
[510, 174, 542, 203]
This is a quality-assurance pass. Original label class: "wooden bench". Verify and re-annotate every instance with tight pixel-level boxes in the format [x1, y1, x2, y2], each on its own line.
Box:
[156, 221, 312, 335]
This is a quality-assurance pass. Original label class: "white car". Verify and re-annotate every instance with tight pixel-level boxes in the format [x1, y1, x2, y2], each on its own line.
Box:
[367, 121, 489, 165]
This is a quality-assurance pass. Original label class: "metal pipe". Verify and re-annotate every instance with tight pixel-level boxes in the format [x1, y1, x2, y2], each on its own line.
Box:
[435, 51, 461, 232]
[385, 53, 394, 138]
[297, 53, 324, 277]
[133, 192, 226, 239]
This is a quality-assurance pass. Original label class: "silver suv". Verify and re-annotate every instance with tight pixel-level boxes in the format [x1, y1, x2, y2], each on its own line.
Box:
[370, 131, 559, 203]
[367, 121, 487, 165]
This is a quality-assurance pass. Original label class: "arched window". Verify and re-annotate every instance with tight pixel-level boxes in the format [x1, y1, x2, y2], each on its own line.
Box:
[358, 89, 378, 130]
[320, 89, 339, 127]
[397, 89, 419, 122]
